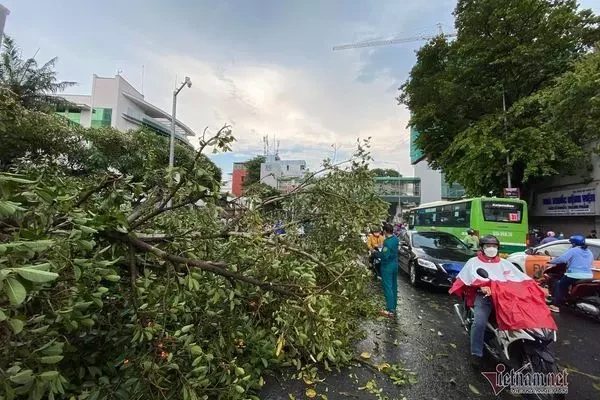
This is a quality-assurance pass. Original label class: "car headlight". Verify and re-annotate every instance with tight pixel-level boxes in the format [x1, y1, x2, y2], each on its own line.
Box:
[417, 258, 438, 270]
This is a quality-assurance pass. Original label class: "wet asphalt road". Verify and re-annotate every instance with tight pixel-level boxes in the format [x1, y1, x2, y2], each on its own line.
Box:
[260, 272, 600, 400]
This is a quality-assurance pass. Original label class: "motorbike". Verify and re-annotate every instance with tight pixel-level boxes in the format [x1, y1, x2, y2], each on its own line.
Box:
[368, 246, 382, 278]
[540, 263, 600, 321]
[453, 268, 563, 400]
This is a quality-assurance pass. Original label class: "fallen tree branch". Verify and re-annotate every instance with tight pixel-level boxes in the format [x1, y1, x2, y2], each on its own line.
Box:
[75, 174, 120, 207]
[106, 231, 305, 298]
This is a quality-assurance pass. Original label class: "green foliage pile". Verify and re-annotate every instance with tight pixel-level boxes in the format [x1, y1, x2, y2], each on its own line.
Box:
[0, 93, 388, 399]
[399, 0, 600, 195]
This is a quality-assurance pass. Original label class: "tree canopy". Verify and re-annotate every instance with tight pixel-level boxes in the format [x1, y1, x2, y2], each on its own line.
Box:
[0, 36, 76, 111]
[371, 168, 401, 177]
[399, 0, 600, 195]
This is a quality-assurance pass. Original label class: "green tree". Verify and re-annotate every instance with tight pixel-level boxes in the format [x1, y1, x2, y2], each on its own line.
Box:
[371, 168, 401, 177]
[399, 0, 600, 195]
[0, 36, 76, 110]
[242, 155, 265, 188]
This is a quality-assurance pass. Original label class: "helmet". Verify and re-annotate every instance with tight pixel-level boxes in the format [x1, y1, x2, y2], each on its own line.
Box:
[467, 228, 475, 235]
[569, 235, 586, 247]
[547, 231, 555, 237]
[479, 235, 500, 248]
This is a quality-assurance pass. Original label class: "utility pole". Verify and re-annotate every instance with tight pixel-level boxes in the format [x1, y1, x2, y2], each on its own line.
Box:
[0, 4, 9, 48]
[503, 90, 512, 189]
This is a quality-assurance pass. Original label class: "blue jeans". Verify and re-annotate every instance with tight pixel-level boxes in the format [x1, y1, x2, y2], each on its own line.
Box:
[471, 293, 493, 357]
[552, 276, 579, 306]
[381, 266, 398, 313]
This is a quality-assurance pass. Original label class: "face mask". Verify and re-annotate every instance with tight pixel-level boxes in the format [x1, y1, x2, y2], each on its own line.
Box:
[483, 247, 498, 258]
[373, 233, 380, 237]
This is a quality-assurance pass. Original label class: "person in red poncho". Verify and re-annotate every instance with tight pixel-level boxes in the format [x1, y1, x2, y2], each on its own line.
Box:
[449, 235, 556, 365]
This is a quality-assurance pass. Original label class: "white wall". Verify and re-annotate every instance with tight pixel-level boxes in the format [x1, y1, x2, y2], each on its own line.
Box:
[414, 160, 442, 203]
[115, 75, 145, 131]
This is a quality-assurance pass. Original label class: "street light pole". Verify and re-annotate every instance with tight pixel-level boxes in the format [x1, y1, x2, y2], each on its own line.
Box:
[168, 76, 192, 207]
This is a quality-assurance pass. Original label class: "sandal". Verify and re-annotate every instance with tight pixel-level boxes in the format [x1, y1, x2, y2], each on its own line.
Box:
[379, 310, 396, 318]
[548, 305, 560, 313]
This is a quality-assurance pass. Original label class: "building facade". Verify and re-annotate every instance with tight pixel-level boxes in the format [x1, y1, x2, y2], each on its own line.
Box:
[530, 151, 600, 235]
[410, 125, 465, 203]
[260, 155, 307, 191]
[56, 74, 194, 145]
[231, 162, 248, 198]
[374, 176, 421, 222]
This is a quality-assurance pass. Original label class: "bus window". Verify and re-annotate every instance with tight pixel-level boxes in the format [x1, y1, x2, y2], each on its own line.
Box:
[482, 201, 523, 223]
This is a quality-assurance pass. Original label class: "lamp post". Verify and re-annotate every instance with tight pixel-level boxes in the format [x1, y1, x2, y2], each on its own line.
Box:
[168, 76, 192, 207]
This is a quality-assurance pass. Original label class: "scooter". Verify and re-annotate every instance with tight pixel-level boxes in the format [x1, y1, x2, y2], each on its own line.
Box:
[540, 263, 600, 321]
[368, 247, 382, 278]
[453, 268, 563, 400]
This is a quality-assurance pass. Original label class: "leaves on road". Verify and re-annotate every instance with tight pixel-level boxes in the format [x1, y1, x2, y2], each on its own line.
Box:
[469, 384, 481, 395]
[360, 352, 371, 360]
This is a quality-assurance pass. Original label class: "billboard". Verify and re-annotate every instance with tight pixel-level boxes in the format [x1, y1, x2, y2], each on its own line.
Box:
[533, 187, 599, 216]
[410, 125, 425, 165]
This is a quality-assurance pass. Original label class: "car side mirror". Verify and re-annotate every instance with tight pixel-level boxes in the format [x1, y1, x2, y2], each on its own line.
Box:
[544, 250, 551, 257]
[466, 243, 474, 249]
[525, 248, 533, 255]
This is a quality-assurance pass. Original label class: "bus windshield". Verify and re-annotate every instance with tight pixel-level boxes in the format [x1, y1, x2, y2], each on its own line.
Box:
[482, 201, 523, 223]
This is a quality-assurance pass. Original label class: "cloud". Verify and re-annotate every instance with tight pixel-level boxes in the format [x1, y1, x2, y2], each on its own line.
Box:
[142, 48, 412, 176]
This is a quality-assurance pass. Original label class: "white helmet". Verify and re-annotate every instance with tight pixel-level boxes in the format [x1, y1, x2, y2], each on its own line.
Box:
[547, 231, 555, 237]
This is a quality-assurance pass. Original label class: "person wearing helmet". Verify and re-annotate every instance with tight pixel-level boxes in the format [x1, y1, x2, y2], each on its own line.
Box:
[463, 228, 479, 249]
[367, 226, 385, 277]
[540, 231, 558, 245]
[547, 235, 594, 313]
[450, 235, 529, 367]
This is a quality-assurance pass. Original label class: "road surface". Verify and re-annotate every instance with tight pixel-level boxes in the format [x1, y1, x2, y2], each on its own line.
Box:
[260, 273, 600, 399]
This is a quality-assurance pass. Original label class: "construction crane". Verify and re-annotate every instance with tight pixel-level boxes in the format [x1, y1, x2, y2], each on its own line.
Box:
[332, 24, 456, 51]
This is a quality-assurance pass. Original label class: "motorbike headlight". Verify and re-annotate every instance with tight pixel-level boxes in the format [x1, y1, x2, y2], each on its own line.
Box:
[417, 258, 438, 270]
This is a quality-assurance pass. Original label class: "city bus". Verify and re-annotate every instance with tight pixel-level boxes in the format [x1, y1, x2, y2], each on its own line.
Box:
[407, 197, 528, 256]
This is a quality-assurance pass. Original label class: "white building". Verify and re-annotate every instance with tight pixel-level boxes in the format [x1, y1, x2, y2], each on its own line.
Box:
[57, 74, 194, 145]
[260, 154, 307, 191]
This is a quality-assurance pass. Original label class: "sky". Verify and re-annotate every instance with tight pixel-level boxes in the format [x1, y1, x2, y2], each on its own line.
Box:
[2, 0, 598, 189]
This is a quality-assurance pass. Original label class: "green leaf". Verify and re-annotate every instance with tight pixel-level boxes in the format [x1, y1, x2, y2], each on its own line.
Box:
[9, 369, 34, 385]
[469, 384, 481, 395]
[22, 240, 54, 252]
[0, 309, 6, 321]
[5, 278, 26, 305]
[40, 355, 64, 364]
[8, 318, 24, 334]
[181, 324, 194, 333]
[14, 267, 58, 283]
[234, 385, 245, 394]
[39, 371, 59, 381]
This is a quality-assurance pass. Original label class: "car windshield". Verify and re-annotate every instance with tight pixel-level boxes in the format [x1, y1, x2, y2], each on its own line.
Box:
[412, 232, 469, 251]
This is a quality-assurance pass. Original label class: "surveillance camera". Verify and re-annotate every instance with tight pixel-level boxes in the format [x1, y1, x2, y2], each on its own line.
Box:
[187, 81, 192, 88]
[185, 76, 191, 83]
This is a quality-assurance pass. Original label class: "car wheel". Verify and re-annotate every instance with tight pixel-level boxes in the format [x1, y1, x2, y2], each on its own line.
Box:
[409, 262, 420, 287]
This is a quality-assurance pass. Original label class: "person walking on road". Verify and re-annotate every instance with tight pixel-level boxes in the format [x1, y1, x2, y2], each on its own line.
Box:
[540, 231, 558, 245]
[375, 223, 399, 318]
[463, 228, 479, 249]
[587, 229, 597, 239]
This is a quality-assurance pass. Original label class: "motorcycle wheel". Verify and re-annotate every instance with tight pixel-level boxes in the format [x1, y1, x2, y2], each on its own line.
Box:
[522, 353, 566, 400]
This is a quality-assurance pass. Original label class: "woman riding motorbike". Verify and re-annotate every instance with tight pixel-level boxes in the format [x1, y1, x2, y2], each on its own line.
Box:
[548, 235, 594, 313]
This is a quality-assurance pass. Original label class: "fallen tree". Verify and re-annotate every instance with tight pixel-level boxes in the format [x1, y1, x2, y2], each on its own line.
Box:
[0, 96, 388, 399]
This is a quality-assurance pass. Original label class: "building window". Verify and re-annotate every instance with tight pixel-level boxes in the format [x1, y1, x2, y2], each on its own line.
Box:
[286, 165, 290, 171]
[91, 108, 112, 128]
